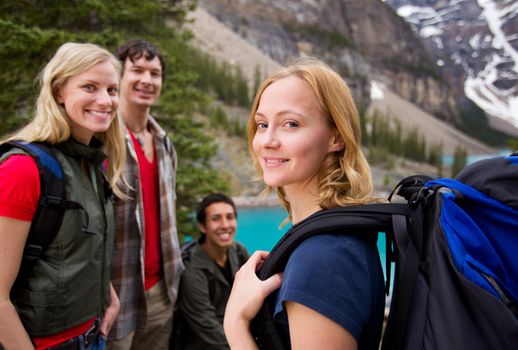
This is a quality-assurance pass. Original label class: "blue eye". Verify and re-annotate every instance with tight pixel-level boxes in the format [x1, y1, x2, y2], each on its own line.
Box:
[257, 122, 268, 129]
[286, 121, 299, 128]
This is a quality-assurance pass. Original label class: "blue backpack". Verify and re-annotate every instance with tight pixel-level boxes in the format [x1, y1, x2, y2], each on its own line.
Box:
[251, 153, 518, 350]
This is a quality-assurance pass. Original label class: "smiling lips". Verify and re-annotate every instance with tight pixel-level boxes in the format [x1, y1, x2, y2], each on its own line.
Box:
[87, 110, 112, 119]
[218, 232, 233, 241]
[134, 86, 154, 96]
[264, 157, 289, 167]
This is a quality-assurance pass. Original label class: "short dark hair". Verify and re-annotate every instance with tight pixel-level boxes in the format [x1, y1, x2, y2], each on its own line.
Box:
[196, 193, 237, 225]
[116, 39, 166, 81]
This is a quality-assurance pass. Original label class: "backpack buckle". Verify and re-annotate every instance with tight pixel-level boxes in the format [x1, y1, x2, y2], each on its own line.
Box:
[40, 195, 63, 207]
[409, 187, 434, 207]
[24, 244, 43, 260]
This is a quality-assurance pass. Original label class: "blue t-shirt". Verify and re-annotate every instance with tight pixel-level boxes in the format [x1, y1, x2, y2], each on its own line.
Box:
[273, 233, 385, 350]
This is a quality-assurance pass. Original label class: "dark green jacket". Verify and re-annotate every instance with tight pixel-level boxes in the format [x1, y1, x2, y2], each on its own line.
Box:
[3, 139, 115, 337]
[176, 241, 249, 350]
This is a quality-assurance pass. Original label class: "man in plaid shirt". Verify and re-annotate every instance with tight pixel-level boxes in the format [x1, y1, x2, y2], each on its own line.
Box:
[107, 39, 184, 350]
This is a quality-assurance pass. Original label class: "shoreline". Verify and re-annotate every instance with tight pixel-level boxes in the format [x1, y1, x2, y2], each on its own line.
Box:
[233, 194, 280, 208]
[233, 190, 390, 209]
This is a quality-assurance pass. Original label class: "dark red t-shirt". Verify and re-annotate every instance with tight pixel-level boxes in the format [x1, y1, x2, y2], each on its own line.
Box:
[130, 132, 163, 290]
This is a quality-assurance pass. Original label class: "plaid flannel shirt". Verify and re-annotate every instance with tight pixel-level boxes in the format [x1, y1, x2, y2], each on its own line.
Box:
[109, 117, 184, 339]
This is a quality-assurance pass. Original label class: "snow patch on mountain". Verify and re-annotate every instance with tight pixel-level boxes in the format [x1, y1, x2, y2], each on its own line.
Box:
[472, 0, 518, 127]
[370, 81, 385, 100]
[388, 0, 518, 130]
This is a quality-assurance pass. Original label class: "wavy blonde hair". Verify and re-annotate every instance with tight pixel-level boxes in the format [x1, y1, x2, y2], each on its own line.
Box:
[3, 42, 126, 198]
[248, 57, 379, 218]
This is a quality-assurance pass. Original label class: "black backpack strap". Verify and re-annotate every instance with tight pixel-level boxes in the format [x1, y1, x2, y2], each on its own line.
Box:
[257, 203, 410, 278]
[1, 141, 70, 300]
[163, 134, 172, 153]
[251, 203, 411, 349]
[387, 214, 420, 350]
[381, 183, 436, 350]
[180, 240, 197, 261]
[5, 142, 66, 259]
[163, 134, 177, 171]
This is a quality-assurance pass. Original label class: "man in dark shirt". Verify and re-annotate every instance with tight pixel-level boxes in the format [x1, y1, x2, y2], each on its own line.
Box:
[174, 193, 249, 350]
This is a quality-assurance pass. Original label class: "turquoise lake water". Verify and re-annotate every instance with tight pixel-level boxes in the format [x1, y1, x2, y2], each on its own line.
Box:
[442, 149, 511, 166]
[235, 206, 290, 252]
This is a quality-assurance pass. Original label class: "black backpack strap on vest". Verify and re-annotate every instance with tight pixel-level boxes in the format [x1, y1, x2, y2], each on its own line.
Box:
[0, 141, 68, 300]
[251, 203, 411, 350]
[22, 143, 66, 258]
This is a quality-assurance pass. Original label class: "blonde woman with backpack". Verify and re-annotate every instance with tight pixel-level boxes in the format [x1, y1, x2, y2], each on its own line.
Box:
[0, 42, 126, 350]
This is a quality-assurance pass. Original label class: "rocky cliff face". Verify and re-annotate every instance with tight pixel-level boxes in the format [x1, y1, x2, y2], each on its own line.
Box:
[184, 5, 495, 199]
[386, 0, 518, 131]
[197, 0, 458, 120]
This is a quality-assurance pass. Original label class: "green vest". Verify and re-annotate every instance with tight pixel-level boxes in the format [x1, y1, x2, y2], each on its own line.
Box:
[2, 139, 115, 337]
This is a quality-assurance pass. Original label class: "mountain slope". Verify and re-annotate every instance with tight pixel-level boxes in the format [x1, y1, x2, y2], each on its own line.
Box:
[185, 6, 494, 197]
[186, 6, 281, 83]
[368, 81, 493, 154]
[187, 5, 493, 155]
[196, 0, 458, 119]
[386, 0, 518, 134]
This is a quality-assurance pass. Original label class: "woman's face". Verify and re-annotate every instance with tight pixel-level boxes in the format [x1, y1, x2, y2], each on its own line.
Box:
[56, 61, 119, 144]
[252, 75, 341, 192]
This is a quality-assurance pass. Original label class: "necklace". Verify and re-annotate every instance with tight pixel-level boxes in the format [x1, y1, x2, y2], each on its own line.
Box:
[128, 125, 147, 148]
[129, 124, 147, 134]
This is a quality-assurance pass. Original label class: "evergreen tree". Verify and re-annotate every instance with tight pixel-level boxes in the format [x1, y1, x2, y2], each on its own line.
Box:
[0, 0, 229, 236]
[253, 64, 263, 102]
[187, 48, 251, 108]
[427, 142, 443, 173]
[451, 145, 468, 177]
[210, 106, 228, 128]
[235, 66, 250, 107]
[393, 119, 403, 155]
[358, 105, 368, 146]
[363, 112, 443, 169]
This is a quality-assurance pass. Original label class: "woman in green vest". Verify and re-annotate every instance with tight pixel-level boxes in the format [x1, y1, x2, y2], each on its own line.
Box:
[0, 42, 126, 350]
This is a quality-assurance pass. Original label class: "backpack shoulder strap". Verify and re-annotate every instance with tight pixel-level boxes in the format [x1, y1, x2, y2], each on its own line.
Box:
[163, 134, 172, 154]
[256, 203, 409, 279]
[14, 142, 66, 256]
[180, 240, 198, 262]
[251, 203, 411, 349]
[1, 141, 68, 299]
[163, 134, 177, 171]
